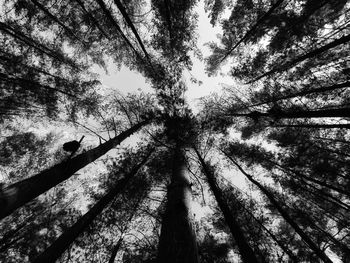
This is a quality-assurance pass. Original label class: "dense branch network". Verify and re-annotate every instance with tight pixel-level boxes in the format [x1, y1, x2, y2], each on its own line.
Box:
[0, 0, 350, 262]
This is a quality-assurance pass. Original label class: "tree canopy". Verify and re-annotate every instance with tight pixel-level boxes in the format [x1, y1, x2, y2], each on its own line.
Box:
[0, 0, 349, 262]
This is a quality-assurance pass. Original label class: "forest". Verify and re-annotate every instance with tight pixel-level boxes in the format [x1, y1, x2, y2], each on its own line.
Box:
[0, 0, 349, 262]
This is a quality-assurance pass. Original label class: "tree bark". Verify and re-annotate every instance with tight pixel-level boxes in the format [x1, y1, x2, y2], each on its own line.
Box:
[0, 120, 150, 220]
[157, 145, 199, 263]
[195, 148, 260, 263]
[33, 149, 153, 263]
[225, 154, 333, 263]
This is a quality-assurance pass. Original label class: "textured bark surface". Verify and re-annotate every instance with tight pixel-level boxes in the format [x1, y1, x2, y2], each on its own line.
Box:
[157, 146, 199, 263]
[0, 120, 149, 220]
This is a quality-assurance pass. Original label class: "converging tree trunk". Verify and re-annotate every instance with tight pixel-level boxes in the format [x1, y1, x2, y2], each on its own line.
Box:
[224, 153, 333, 263]
[0, 22, 77, 68]
[273, 123, 350, 129]
[0, 73, 77, 98]
[114, 0, 151, 60]
[195, 148, 260, 263]
[232, 107, 350, 120]
[237, 201, 298, 263]
[157, 145, 199, 263]
[109, 189, 146, 263]
[0, 120, 150, 220]
[251, 81, 350, 107]
[96, 0, 142, 59]
[30, 0, 83, 43]
[219, 0, 285, 64]
[251, 33, 350, 83]
[33, 149, 153, 263]
[265, 158, 350, 198]
[163, 0, 174, 49]
[108, 237, 124, 263]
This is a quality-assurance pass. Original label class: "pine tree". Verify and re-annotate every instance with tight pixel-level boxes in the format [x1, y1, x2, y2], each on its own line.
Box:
[0, 119, 150, 220]
[1, 0, 350, 262]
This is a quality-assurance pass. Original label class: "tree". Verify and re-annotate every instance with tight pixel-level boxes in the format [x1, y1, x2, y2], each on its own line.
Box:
[157, 114, 199, 263]
[222, 151, 333, 263]
[195, 147, 259, 263]
[33, 147, 153, 263]
[1, 0, 350, 262]
[0, 119, 150, 220]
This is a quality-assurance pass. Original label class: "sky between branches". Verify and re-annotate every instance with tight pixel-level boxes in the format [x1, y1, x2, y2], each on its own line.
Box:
[92, 0, 234, 113]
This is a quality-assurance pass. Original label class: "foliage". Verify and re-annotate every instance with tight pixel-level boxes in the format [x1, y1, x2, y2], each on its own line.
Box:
[1, 0, 350, 262]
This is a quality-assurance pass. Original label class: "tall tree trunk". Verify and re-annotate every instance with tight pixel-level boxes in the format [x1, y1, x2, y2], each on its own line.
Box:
[96, 0, 142, 60]
[0, 50, 67, 79]
[219, 0, 286, 63]
[0, 22, 77, 68]
[157, 145, 199, 263]
[0, 120, 150, 220]
[251, 33, 350, 83]
[234, 107, 350, 120]
[267, 159, 350, 198]
[108, 236, 124, 263]
[251, 81, 350, 107]
[305, 183, 350, 212]
[313, 136, 350, 145]
[224, 154, 334, 263]
[163, 0, 174, 50]
[194, 148, 260, 263]
[30, 0, 83, 43]
[238, 201, 298, 263]
[0, 73, 77, 98]
[108, 188, 146, 263]
[33, 149, 153, 263]
[114, 0, 151, 60]
[273, 123, 350, 129]
[297, 209, 350, 256]
[0, 222, 26, 249]
[303, 195, 348, 228]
